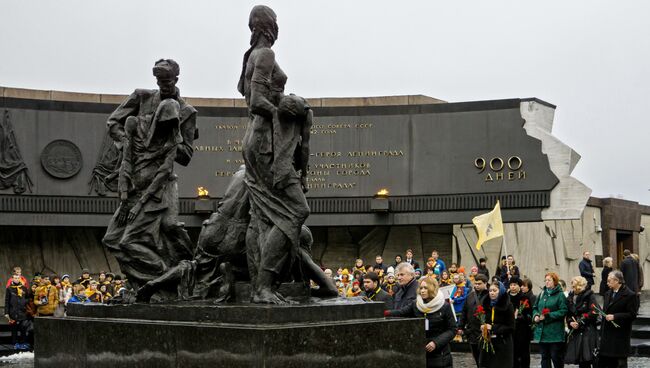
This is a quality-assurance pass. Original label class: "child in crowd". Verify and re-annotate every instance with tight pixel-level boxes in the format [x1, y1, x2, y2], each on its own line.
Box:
[34, 276, 58, 316]
[77, 269, 92, 288]
[68, 283, 88, 303]
[352, 259, 366, 274]
[346, 281, 362, 297]
[99, 284, 112, 302]
[85, 280, 103, 303]
[440, 270, 452, 286]
[4, 273, 30, 350]
[448, 263, 458, 278]
[382, 272, 398, 296]
[6, 266, 28, 287]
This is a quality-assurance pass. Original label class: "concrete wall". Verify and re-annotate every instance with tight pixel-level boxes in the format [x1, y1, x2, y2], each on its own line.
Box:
[311, 225, 453, 271]
[454, 206, 604, 290]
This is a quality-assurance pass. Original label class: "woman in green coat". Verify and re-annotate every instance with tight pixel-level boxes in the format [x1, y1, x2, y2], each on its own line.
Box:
[533, 272, 568, 368]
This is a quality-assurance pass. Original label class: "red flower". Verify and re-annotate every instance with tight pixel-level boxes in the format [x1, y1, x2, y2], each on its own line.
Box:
[542, 308, 551, 315]
[474, 305, 485, 317]
[582, 313, 589, 319]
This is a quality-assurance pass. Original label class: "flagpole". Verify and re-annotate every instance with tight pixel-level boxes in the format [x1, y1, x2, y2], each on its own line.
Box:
[500, 199, 508, 258]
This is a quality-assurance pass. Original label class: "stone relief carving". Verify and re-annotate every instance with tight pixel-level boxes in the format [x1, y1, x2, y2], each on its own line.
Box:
[0, 110, 32, 194]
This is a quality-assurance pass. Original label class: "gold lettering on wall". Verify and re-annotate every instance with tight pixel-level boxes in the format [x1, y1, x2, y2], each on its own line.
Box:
[205, 119, 406, 192]
[476, 156, 527, 183]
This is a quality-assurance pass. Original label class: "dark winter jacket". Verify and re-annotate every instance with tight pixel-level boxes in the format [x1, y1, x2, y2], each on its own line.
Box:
[387, 278, 418, 316]
[4, 284, 29, 321]
[364, 286, 394, 309]
[620, 256, 639, 293]
[533, 284, 568, 343]
[566, 289, 598, 329]
[579, 258, 595, 287]
[477, 265, 490, 279]
[599, 285, 638, 358]
[509, 291, 534, 342]
[405, 259, 420, 271]
[373, 263, 388, 273]
[599, 266, 612, 295]
[479, 289, 514, 368]
[499, 265, 520, 284]
[523, 289, 537, 311]
[482, 290, 515, 338]
[397, 300, 456, 368]
[460, 289, 488, 344]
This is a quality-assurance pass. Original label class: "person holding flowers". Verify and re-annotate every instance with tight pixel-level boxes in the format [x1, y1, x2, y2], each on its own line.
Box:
[388, 276, 456, 367]
[533, 272, 567, 368]
[479, 280, 514, 368]
[508, 277, 533, 368]
[564, 276, 598, 368]
[597, 270, 638, 368]
[460, 273, 489, 367]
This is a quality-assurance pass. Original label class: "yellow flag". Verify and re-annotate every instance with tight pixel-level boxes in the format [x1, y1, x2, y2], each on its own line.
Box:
[472, 201, 504, 250]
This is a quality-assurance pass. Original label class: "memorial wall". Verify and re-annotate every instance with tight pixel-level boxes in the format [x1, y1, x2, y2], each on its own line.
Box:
[7, 87, 637, 302]
[0, 88, 569, 228]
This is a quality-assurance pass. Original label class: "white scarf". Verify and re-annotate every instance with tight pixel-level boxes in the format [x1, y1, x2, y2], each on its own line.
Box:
[416, 290, 445, 314]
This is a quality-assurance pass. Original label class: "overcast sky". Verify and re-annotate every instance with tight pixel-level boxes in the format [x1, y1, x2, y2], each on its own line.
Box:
[1, 1, 648, 203]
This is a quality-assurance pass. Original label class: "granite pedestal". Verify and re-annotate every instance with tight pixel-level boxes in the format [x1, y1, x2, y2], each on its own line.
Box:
[35, 298, 424, 368]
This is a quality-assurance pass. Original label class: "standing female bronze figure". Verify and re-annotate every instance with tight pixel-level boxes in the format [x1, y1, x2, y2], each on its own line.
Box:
[238, 5, 312, 304]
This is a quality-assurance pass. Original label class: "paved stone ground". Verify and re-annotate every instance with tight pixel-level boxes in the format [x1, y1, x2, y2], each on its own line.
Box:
[451, 352, 650, 367]
[2, 353, 650, 367]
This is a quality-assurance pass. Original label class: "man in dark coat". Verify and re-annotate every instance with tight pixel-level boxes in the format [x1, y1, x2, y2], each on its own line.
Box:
[404, 249, 420, 271]
[459, 273, 489, 367]
[385, 263, 418, 316]
[579, 251, 595, 289]
[363, 272, 393, 309]
[373, 255, 389, 274]
[620, 249, 640, 293]
[598, 270, 639, 367]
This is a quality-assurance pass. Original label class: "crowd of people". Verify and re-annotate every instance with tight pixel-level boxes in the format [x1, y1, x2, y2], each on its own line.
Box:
[3, 248, 645, 367]
[4, 267, 128, 350]
[321, 249, 643, 368]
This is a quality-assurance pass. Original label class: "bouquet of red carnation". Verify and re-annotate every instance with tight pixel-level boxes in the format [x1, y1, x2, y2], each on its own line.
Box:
[591, 303, 620, 328]
[517, 299, 530, 316]
[474, 305, 494, 354]
[532, 308, 551, 331]
[567, 312, 590, 339]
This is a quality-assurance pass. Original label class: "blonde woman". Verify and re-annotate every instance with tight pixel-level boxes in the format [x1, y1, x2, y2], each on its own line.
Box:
[564, 276, 599, 367]
[389, 276, 456, 367]
[599, 257, 613, 295]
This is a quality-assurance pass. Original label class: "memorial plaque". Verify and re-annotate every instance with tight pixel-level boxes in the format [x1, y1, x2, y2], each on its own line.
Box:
[40, 139, 83, 179]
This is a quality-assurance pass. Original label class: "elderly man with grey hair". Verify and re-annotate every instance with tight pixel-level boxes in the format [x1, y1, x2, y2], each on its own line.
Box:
[598, 269, 639, 368]
[384, 262, 419, 317]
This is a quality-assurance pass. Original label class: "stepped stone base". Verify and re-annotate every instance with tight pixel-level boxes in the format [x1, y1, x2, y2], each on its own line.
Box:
[35, 299, 424, 368]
